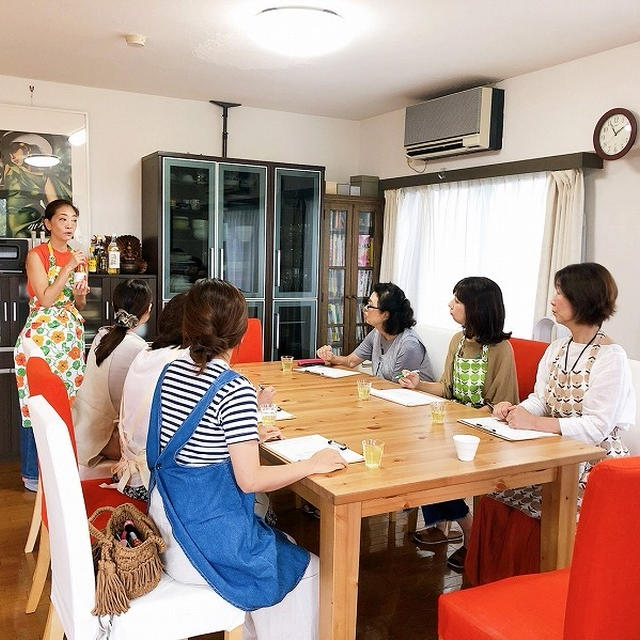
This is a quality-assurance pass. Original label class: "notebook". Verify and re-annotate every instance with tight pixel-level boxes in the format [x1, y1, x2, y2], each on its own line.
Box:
[457, 417, 558, 441]
[369, 387, 442, 407]
[293, 365, 359, 378]
[258, 406, 295, 421]
[261, 434, 364, 463]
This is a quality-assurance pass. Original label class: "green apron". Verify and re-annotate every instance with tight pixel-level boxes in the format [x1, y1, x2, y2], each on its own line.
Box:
[451, 335, 489, 408]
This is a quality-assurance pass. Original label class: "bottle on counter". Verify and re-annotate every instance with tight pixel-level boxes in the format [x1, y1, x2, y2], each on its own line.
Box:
[96, 236, 108, 274]
[39, 230, 46, 246]
[107, 234, 120, 275]
[88, 243, 97, 274]
[29, 230, 37, 250]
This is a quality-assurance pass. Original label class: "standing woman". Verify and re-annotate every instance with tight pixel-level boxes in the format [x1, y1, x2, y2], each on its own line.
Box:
[317, 282, 434, 382]
[14, 199, 88, 491]
[399, 277, 519, 570]
[147, 279, 345, 639]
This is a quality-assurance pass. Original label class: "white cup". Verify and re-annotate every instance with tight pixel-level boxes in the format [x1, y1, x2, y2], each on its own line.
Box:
[453, 434, 480, 461]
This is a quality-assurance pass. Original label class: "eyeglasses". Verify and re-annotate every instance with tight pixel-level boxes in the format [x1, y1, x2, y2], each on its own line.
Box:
[363, 303, 380, 311]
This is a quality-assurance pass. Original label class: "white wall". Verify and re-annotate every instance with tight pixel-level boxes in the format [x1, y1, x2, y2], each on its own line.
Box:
[359, 41, 640, 358]
[0, 73, 360, 239]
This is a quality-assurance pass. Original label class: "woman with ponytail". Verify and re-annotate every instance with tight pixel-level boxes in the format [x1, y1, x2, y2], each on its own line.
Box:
[317, 282, 434, 381]
[73, 278, 152, 467]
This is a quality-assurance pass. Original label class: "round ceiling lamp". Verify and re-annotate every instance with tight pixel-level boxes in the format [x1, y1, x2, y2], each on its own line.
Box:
[68, 128, 87, 146]
[247, 6, 351, 57]
[24, 154, 61, 168]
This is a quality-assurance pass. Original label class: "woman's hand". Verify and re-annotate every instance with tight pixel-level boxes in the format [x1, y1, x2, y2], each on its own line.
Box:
[492, 401, 514, 420]
[258, 422, 282, 443]
[307, 448, 347, 474]
[316, 344, 334, 365]
[67, 250, 87, 272]
[398, 370, 419, 389]
[504, 405, 537, 430]
[257, 385, 276, 406]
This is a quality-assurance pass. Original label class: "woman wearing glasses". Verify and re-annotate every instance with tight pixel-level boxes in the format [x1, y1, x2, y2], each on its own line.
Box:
[317, 282, 434, 382]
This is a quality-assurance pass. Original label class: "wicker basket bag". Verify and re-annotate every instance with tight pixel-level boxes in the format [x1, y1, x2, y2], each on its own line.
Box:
[88, 503, 166, 616]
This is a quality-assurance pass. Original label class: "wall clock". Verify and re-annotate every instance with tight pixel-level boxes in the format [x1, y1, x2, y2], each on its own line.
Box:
[593, 108, 637, 160]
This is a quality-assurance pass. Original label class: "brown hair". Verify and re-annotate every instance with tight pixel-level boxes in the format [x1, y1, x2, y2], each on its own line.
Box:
[554, 262, 617, 326]
[94, 279, 153, 366]
[182, 279, 248, 372]
[151, 293, 186, 350]
[44, 199, 79, 220]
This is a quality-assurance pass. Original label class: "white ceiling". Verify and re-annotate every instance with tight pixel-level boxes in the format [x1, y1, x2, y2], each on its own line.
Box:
[4, 0, 640, 120]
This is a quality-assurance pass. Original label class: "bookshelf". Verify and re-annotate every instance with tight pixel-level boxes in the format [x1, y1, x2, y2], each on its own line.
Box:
[319, 194, 383, 355]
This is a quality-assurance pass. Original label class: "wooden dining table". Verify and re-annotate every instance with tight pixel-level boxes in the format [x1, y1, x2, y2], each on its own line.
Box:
[235, 362, 605, 640]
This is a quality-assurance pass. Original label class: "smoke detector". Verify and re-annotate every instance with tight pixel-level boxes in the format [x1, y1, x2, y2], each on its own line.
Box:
[124, 33, 146, 47]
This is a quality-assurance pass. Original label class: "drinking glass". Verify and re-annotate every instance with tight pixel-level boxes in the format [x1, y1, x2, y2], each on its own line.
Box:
[362, 438, 384, 469]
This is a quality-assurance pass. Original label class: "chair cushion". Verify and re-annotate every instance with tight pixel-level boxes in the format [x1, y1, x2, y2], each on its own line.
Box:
[438, 567, 569, 640]
[508, 337, 548, 402]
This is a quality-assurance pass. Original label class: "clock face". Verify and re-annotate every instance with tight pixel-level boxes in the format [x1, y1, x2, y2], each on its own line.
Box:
[593, 108, 638, 160]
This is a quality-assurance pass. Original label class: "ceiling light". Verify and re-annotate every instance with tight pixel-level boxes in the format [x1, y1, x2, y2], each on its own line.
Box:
[246, 6, 351, 57]
[68, 128, 87, 146]
[24, 154, 61, 168]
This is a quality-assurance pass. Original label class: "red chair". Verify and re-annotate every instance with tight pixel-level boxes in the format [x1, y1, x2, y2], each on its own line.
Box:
[439, 457, 640, 640]
[24, 356, 147, 613]
[508, 337, 549, 401]
[230, 317, 263, 364]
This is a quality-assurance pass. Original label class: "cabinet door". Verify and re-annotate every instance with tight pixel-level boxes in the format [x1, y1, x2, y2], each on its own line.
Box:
[352, 206, 378, 349]
[85, 276, 109, 346]
[0, 278, 11, 348]
[8, 276, 29, 344]
[272, 301, 317, 360]
[163, 159, 215, 299]
[273, 169, 320, 299]
[324, 206, 348, 355]
[217, 164, 266, 298]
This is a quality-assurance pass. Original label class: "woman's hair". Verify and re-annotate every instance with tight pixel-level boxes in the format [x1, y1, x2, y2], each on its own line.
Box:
[182, 278, 248, 372]
[94, 279, 153, 366]
[453, 277, 511, 345]
[151, 293, 186, 350]
[554, 262, 617, 326]
[44, 199, 79, 221]
[372, 282, 416, 335]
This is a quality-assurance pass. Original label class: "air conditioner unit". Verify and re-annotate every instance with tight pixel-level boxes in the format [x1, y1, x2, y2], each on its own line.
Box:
[404, 87, 504, 160]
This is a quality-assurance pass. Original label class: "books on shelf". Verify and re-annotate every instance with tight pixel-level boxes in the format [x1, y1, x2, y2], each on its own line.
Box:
[327, 302, 343, 326]
[357, 234, 373, 267]
[328, 269, 344, 298]
[357, 270, 373, 298]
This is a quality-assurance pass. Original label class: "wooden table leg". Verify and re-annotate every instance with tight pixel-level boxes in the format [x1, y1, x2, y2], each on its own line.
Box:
[319, 502, 362, 640]
[540, 463, 578, 571]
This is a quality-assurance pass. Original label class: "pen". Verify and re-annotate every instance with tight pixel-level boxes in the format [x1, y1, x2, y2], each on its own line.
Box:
[484, 400, 494, 410]
[394, 369, 419, 379]
[258, 384, 265, 390]
[327, 439, 348, 450]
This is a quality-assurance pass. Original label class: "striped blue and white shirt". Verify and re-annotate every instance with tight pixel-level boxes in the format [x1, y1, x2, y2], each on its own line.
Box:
[158, 357, 259, 466]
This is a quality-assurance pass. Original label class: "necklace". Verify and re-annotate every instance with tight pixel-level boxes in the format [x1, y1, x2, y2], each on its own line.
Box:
[564, 328, 601, 373]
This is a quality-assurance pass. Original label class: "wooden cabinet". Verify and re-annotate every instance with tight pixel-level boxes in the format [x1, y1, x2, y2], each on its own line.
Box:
[142, 152, 324, 360]
[318, 194, 383, 356]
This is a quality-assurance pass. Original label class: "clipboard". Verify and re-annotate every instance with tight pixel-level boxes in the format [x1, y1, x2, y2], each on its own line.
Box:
[458, 417, 558, 441]
[261, 434, 364, 463]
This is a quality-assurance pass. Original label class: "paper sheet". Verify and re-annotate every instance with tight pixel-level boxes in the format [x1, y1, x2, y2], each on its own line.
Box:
[369, 387, 443, 406]
[458, 417, 558, 441]
[262, 434, 364, 463]
[294, 365, 360, 378]
[258, 406, 295, 421]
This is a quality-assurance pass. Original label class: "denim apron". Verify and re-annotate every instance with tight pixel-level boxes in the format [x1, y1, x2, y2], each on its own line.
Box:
[147, 366, 310, 610]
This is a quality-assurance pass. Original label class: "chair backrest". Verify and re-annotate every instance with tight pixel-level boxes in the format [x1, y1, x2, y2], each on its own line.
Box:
[28, 395, 98, 639]
[230, 317, 263, 364]
[508, 337, 548, 402]
[564, 457, 640, 639]
[413, 324, 456, 381]
[621, 359, 640, 455]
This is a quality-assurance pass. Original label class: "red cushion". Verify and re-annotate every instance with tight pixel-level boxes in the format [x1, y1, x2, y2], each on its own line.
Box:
[438, 568, 569, 640]
[230, 317, 263, 364]
[508, 337, 548, 402]
[82, 478, 148, 530]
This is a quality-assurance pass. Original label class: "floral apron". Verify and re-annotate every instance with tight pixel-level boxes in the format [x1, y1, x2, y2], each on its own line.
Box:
[493, 331, 628, 519]
[14, 242, 85, 428]
[452, 335, 489, 407]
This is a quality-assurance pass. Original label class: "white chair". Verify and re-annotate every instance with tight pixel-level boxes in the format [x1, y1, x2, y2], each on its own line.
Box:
[413, 324, 456, 380]
[27, 394, 245, 640]
[621, 358, 640, 455]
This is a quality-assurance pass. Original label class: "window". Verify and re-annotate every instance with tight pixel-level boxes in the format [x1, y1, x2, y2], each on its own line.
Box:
[382, 173, 548, 337]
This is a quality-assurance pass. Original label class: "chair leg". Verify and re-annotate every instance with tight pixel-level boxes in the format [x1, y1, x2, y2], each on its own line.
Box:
[25, 478, 43, 553]
[42, 602, 64, 640]
[407, 507, 419, 533]
[225, 624, 244, 640]
[26, 526, 50, 614]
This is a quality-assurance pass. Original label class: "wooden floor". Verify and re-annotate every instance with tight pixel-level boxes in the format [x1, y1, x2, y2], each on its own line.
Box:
[0, 459, 463, 640]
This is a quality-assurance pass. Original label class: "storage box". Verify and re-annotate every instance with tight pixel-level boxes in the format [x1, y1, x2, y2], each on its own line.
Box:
[349, 185, 361, 196]
[325, 180, 338, 195]
[350, 175, 379, 197]
[337, 183, 351, 196]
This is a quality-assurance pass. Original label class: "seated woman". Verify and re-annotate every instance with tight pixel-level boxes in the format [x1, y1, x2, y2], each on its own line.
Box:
[468, 263, 635, 585]
[399, 277, 518, 570]
[73, 279, 152, 467]
[147, 278, 346, 639]
[317, 282, 434, 382]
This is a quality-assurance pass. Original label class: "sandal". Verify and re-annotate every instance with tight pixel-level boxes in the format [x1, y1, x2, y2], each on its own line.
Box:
[447, 546, 467, 571]
[301, 501, 321, 519]
[411, 526, 463, 546]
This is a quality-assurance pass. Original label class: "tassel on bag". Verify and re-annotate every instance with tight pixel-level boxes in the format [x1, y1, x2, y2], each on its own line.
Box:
[89, 504, 166, 617]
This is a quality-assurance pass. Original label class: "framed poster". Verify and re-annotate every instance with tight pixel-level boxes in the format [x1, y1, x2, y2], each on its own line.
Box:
[0, 104, 89, 246]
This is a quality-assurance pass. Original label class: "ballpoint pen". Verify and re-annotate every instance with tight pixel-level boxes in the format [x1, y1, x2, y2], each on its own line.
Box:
[394, 369, 419, 380]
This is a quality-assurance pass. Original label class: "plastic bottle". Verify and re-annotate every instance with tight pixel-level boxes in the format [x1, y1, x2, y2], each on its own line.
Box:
[107, 235, 120, 275]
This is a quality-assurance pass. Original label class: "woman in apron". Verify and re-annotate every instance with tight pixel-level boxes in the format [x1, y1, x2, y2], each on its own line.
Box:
[399, 277, 519, 570]
[316, 282, 434, 382]
[147, 278, 346, 640]
[473, 263, 635, 582]
[14, 199, 88, 491]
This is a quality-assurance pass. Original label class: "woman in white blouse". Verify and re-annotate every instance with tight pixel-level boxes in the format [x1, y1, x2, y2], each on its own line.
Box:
[492, 262, 635, 517]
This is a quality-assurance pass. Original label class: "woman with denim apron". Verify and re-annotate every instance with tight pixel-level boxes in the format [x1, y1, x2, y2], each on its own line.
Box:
[14, 200, 88, 491]
[147, 279, 346, 639]
[399, 277, 518, 570]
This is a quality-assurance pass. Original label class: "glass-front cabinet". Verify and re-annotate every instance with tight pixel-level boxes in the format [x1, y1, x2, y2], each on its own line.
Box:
[272, 301, 317, 360]
[319, 194, 383, 356]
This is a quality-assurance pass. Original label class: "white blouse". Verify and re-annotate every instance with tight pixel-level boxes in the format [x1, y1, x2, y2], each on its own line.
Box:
[520, 338, 636, 446]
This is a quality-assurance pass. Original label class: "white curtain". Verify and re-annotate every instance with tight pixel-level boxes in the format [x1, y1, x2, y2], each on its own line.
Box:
[381, 173, 548, 338]
[534, 169, 585, 324]
[379, 189, 401, 282]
